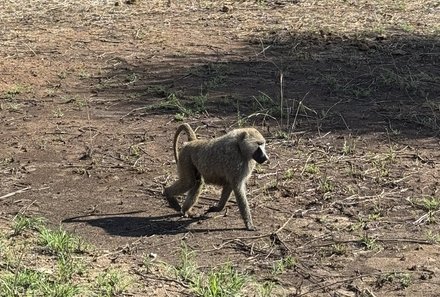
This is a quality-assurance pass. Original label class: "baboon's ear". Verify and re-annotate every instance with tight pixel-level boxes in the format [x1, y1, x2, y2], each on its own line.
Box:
[239, 131, 248, 141]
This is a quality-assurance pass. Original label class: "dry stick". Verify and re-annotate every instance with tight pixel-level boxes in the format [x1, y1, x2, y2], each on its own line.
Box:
[414, 210, 440, 225]
[256, 38, 286, 129]
[17, 200, 37, 217]
[296, 233, 333, 250]
[85, 97, 95, 158]
[279, 71, 284, 128]
[297, 271, 408, 297]
[96, 236, 148, 260]
[135, 269, 190, 289]
[300, 154, 313, 175]
[24, 43, 37, 56]
[257, 44, 271, 55]
[338, 112, 351, 130]
[275, 212, 295, 234]
[0, 186, 32, 200]
[365, 288, 378, 297]
[312, 237, 433, 248]
[120, 106, 149, 120]
[133, 155, 143, 167]
[205, 212, 296, 252]
[378, 238, 433, 245]
[291, 91, 310, 132]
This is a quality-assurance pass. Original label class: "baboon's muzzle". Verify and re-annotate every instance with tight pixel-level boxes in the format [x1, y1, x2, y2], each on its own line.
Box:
[253, 148, 268, 164]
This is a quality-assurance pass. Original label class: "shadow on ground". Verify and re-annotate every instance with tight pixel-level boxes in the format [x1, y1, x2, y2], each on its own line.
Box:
[91, 30, 439, 138]
[63, 212, 245, 236]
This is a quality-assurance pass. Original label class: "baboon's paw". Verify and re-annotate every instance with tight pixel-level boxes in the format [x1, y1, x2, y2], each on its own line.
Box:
[246, 224, 257, 231]
[166, 198, 181, 211]
[182, 210, 196, 218]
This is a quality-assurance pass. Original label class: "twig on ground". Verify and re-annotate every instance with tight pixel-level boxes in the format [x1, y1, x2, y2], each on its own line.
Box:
[24, 43, 37, 56]
[204, 212, 296, 252]
[275, 213, 295, 234]
[17, 200, 37, 217]
[300, 154, 312, 175]
[365, 288, 378, 297]
[0, 186, 32, 200]
[414, 210, 440, 225]
[135, 270, 190, 289]
[297, 271, 403, 296]
[96, 236, 149, 260]
[312, 237, 433, 248]
[120, 107, 149, 120]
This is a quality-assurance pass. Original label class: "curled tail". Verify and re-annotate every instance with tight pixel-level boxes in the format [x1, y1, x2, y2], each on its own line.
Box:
[173, 123, 197, 163]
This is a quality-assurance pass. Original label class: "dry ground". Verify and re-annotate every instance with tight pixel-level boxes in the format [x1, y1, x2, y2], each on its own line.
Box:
[1, 0, 440, 296]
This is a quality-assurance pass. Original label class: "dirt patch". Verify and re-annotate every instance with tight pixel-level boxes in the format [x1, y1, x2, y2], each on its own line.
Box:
[1, 1, 439, 296]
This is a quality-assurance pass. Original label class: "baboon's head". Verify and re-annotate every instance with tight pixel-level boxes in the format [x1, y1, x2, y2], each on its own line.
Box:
[239, 129, 269, 164]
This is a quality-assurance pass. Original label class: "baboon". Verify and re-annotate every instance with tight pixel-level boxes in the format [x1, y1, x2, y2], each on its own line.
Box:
[163, 123, 269, 231]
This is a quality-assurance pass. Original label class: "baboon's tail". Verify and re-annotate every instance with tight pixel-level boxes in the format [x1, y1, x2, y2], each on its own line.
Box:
[173, 123, 197, 163]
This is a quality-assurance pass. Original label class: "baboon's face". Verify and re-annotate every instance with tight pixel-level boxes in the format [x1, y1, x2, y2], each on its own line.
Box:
[252, 144, 268, 164]
[241, 129, 268, 164]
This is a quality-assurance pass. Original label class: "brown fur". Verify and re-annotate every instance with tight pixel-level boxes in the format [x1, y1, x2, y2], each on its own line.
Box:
[163, 124, 268, 230]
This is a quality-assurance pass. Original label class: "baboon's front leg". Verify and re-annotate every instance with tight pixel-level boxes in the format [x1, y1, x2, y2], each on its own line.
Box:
[233, 184, 255, 231]
[207, 185, 232, 212]
[181, 178, 204, 216]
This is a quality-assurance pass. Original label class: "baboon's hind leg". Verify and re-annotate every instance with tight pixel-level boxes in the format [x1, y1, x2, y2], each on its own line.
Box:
[164, 155, 199, 211]
[181, 178, 204, 216]
[207, 184, 232, 213]
[163, 177, 194, 211]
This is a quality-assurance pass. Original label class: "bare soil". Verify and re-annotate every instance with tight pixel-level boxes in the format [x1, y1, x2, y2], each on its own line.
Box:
[1, 1, 439, 296]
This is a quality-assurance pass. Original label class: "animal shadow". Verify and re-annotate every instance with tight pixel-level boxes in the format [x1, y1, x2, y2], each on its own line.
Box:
[63, 211, 206, 237]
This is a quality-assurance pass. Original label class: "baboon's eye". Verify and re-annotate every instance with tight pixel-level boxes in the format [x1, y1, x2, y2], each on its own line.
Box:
[257, 142, 264, 146]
